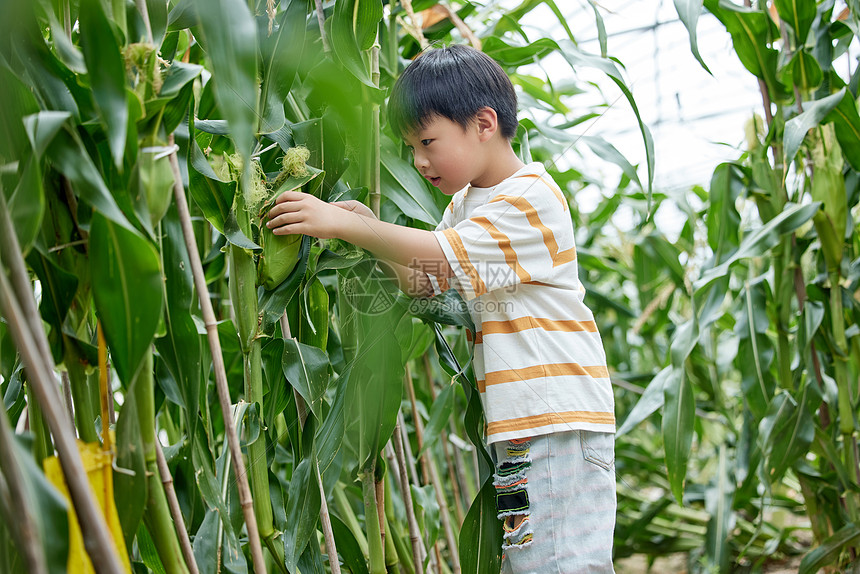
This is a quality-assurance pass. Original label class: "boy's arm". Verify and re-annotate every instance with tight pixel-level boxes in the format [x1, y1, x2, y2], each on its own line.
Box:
[384, 261, 435, 298]
[266, 192, 454, 285]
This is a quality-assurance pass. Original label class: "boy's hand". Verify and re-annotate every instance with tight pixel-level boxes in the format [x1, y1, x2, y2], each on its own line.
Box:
[266, 190, 344, 239]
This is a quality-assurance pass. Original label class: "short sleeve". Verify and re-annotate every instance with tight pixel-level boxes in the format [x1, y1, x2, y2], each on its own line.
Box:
[427, 201, 457, 296]
[431, 181, 575, 300]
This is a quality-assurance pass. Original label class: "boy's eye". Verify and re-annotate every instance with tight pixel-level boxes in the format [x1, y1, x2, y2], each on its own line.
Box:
[421, 139, 432, 146]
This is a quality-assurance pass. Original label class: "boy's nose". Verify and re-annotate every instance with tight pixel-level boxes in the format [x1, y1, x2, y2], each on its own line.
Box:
[413, 153, 429, 171]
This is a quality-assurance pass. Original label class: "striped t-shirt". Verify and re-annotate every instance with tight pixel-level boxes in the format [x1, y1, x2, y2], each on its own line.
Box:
[428, 162, 615, 444]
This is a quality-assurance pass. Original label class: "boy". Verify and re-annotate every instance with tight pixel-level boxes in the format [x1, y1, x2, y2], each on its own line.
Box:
[267, 44, 616, 573]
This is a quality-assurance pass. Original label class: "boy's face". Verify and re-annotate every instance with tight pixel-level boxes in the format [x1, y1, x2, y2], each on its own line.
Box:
[404, 115, 483, 196]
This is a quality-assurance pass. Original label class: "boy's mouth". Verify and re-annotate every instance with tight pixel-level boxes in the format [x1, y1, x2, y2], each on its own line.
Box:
[427, 176, 441, 187]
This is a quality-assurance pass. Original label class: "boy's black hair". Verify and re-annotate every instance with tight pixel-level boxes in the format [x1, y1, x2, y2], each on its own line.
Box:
[387, 44, 518, 140]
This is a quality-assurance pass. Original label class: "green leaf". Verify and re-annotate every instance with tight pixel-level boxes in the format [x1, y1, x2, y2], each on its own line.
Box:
[349, 307, 405, 468]
[616, 366, 674, 436]
[315, 364, 348, 474]
[114, 384, 148, 550]
[283, 459, 322, 573]
[824, 87, 860, 171]
[696, 202, 820, 289]
[355, 0, 383, 51]
[187, 117, 235, 234]
[663, 367, 694, 504]
[784, 88, 844, 165]
[459, 476, 503, 574]
[90, 213, 164, 385]
[260, 0, 306, 114]
[580, 135, 643, 191]
[6, 154, 44, 254]
[559, 43, 655, 204]
[482, 36, 558, 67]
[23, 113, 134, 231]
[673, 0, 711, 73]
[706, 162, 743, 258]
[27, 248, 78, 350]
[330, 0, 376, 87]
[21, 111, 69, 160]
[758, 387, 815, 483]
[786, 49, 822, 92]
[145, 62, 204, 134]
[194, 0, 259, 160]
[0, 63, 39, 162]
[282, 339, 331, 419]
[418, 380, 456, 456]
[774, 0, 816, 44]
[704, 0, 786, 102]
[155, 205, 203, 440]
[703, 445, 736, 573]
[79, 0, 128, 168]
[137, 522, 168, 574]
[381, 149, 443, 225]
[329, 514, 369, 574]
[798, 524, 860, 574]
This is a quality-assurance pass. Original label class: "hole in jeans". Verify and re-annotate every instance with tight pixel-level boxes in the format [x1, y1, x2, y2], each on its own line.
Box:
[495, 438, 534, 550]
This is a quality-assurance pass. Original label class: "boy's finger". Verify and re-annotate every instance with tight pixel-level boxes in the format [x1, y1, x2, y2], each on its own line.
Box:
[267, 200, 300, 218]
[274, 190, 304, 203]
[266, 211, 302, 228]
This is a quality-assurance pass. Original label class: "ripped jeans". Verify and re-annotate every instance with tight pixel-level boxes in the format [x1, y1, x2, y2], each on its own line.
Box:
[493, 430, 616, 573]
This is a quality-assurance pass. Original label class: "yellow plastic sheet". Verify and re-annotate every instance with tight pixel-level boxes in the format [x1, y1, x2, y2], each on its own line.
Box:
[43, 440, 132, 573]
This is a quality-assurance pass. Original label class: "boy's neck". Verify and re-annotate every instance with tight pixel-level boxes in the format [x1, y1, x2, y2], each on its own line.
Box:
[470, 141, 526, 189]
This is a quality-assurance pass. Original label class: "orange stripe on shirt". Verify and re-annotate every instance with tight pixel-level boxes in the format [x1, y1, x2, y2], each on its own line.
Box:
[484, 363, 610, 387]
[490, 194, 576, 267]
[490, 194, 559, 255]
[482, 316, 599, 336]
[471, 216, 531, 284]
[487, 411, 616, 435]
[554, 246, 576, 267]
[513, 173, 567, 210]
[441, 228, 487, 297]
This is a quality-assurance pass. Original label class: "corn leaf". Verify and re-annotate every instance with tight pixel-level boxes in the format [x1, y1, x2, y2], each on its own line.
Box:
[79, 0, 128, 168]
[663, 366, 694, 504]
[90, 213, 164, 385]
[283, 459, 322, 573]
[674, 0, 711, 73]
[459, 477, 502, 574]
[193, 0, 259, 160]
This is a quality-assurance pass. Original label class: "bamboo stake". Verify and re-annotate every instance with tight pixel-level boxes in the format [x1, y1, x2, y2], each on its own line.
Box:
[0, 401, 47, 574]
[437, 3, 480, 50]
[167, 134, 268, 574]
[371, 43, 381, 217]
[398, 412, 420, 499]
[314, 0, 331, 53]
[279, 314, 342, 574]
[422, 354, 464, 524]
[405, 364, 459, 572]
[393, 418, 428, 573]
[401, 0, 429, 49]
[156, 442, 200, 574]
[61, 371, 75, 430]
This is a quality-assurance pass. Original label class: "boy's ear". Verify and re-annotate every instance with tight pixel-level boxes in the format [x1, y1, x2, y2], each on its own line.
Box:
[474, 107, 498, 142]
